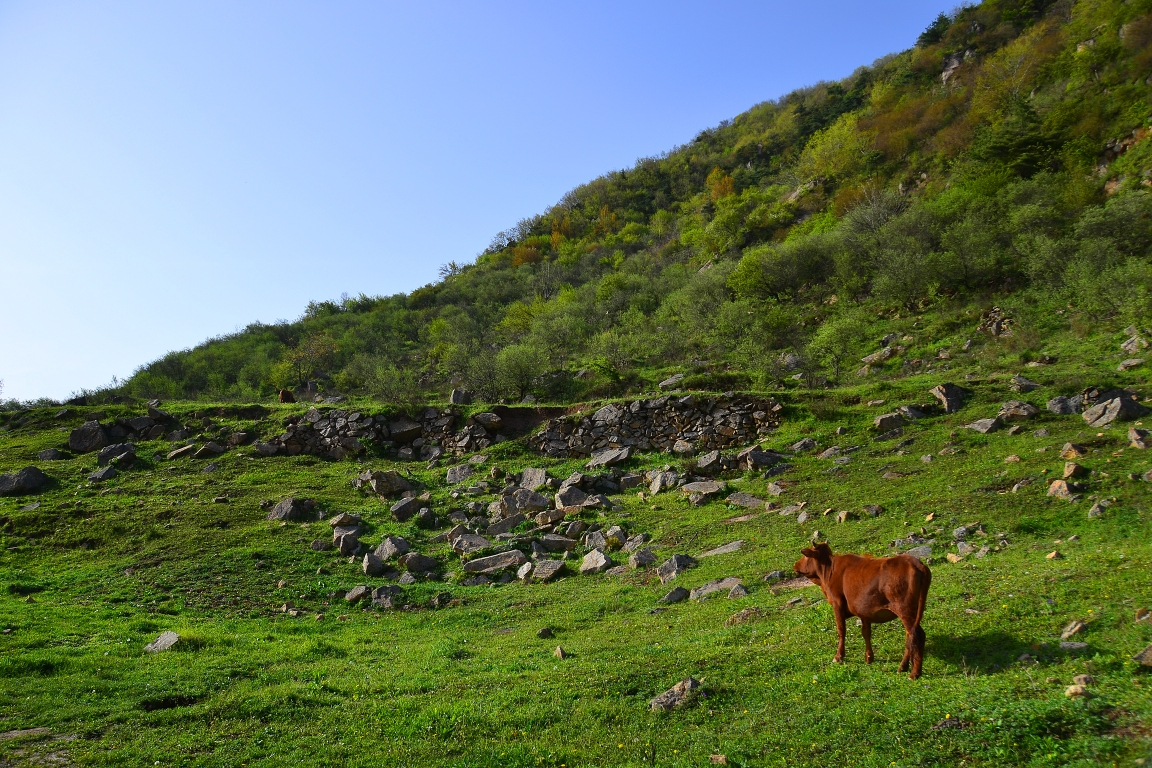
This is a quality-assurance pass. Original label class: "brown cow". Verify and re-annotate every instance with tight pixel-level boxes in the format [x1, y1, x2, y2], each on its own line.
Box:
[278, 389, 296, 404]
[793, 542, 931, 679]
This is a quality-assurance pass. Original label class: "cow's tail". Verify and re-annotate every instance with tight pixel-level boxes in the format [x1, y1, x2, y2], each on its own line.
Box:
[913, 563, 931, 629]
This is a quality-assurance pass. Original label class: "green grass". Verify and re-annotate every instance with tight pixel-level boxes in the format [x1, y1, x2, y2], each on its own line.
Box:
[2, 315, 1152, 766]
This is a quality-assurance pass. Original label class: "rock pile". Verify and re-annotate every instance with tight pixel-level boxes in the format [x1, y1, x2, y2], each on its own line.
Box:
[67, 405, 178, 453]
[530, 394, 781, 459]
[255, 406, 513, 461]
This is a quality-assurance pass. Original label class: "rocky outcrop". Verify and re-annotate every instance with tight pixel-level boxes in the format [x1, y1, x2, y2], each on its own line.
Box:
[531, 394, 781, 459]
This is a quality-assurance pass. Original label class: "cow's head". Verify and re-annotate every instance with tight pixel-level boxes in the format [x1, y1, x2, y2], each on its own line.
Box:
[794, 542, 833, 582]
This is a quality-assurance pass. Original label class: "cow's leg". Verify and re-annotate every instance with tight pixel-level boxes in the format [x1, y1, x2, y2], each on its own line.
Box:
[861, 619, 874, 664]
[898, 614, 915, 673]
[909, 624, 926, 680]
[833, 606, 847, 663]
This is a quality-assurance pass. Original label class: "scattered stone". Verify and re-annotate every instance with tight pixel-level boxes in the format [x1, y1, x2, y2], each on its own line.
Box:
[586, 446, 631, 469]
[621, 533, 650, 552]
[553, 646, 568, 659]
[1133, 645, 1152, 666]
[1060, 443, 1088, 459]
[965, 418, 1001, 434]
[874, 413, 906, 432]
[905, 545, 933, 561]
[267, 497, 316, 522]
[726, 493, 764, 508]
[1047, 481, 1076, 501]
[690, 577, 743, 600]
[1046, 550, 1064, 560]
[68, 420, 108, 453]
[657, 554, 696, 584]
[0, 466, 49, 495]
[390, 496, 422, 522]
[1064, 685, 1087, 698]
[649, 677, 700, 712]
[930, 383, 967, 413]
[1047, 395, 1081, 415]
[1060, 620, 1085, 640]
[658, 373, 685, 389]
[463, 550, 528, 575]
[1063, 462, 1088, 479]
[193, 441, 225, 459]
[1118, 358, 1144, 372]
[629, 549, 657, 569]
[1129, 426, 1150, 449]
[791, 437, 817, 452]
[88, 466, 117, 483]
[580, 548, 612, 575]
[1059, 641, 1088, 651]
[36, 448, 65, 461]
[144, 631, 180, 652]
[399, 552, 438, 573]
[998, 400, 1039, 421]
[532, 560, 565, 582]
[362, 553, 385, 576]
[446, 464, 474, 484]
[1082, 391, 1149, 427]
[1009, 374, 1040, 393]
[728, 584, 749, 599]
[699, 540, 743, 558]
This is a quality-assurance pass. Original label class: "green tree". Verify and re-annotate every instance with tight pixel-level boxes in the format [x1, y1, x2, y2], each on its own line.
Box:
[495, 343, 547, 401]
[807, 314, 867, 382]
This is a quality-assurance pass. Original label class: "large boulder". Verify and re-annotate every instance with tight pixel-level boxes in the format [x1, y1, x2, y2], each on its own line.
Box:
[390, 496, 422, 522]
[68, 420, 108, 453]
[998, 400, 1039, 421]
[874, 413, 906, 432]
[463, 549, 528, 575]
[97, 443, 136, 467]
[471, 412, 501, 430]
[354, 469, 411, 497]
[266, 497, 317, 522]
[519, 467, 548, 491]
[0, 466, 49, 495]
[446, 464, 474, 485]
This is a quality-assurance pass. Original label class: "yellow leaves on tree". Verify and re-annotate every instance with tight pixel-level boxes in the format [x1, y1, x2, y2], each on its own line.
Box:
[795, 112, 874, 182]
[550, 215, 572, 251]
[971, 19, 1063, 119]
[510, 243, 542, 267]
[706, 167, 735, 201]
[594, 205, 619, 236]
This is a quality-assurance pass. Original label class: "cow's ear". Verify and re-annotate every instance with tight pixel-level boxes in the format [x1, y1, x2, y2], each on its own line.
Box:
[800, 547, 817, 558]
[816, 542, 833, 557]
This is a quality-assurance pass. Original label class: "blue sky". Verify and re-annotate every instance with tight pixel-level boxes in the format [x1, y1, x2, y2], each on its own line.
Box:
[0, 1, 951, 401]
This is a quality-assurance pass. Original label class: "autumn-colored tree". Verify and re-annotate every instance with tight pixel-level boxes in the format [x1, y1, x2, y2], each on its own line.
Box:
[550, 214, 571, 250]
[593, 205, 619, 235]
[706, 167, 735, 200]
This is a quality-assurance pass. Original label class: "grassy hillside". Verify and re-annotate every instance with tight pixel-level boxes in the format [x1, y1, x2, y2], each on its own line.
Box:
[1, 304, 1151, 766]
[34, 0, 1147, 412]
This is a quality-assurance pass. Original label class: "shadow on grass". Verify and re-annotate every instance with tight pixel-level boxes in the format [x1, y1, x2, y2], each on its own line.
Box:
[928, 630, 1032, 673]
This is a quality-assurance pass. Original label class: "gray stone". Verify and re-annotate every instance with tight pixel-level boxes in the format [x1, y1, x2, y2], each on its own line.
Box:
[621, 533, 650, 552]
[1118, 358, 1145, 372]
[390, 496, 422, 522]
[649, 677, 701, 712]
[874, 412, 906, 432]
[451, 533, 491, 554]
[585, 446, 631, 468]
[345, 585, 371, 603]
[1134, 644, 1152, 667]
[659, 586, 689, 604]
[905, 545, 932, 560]
[471, 412, 501, 430]
[729, 584, 749, 598]
[540, 534, 578, 552]
[267, 497, 316, 522]
[584, 530, 608, 551]
[504, 488, 550, 516]
[658, 373, 685, 389]
[657, 554, 696, 584]
[726, 493, 764, 509]
[68, 420, 108, 453]
[647, 471, 678, 494]
[0, 466, 49, 496]
[790, 437, 817, 453]
[372, 585, 404, 609]
[310, 539, 332, 551]
[520, 467, 548, 491]
[328, 512, 361, 527]
[463, 549, 528, 574]
[555, 485, 587, 507]
[580, 548, 612, 574]
[1047, 395, 1080, 415]
[89, 466, 117, 482]
[738, 448, 786, 470]
[699, 540, 743, 558]
[37, 448, 64, 461]
[998, 400, 1039, 421]
[604, 525, 628, 548]
[629, 548, 657, 569]
[696, 450, 722, 474]
[681, 480, 724, 499]
[355, 469, 411, 497]
[388, 416, 421, 443]
[1083, 395, 1149, 427]
[691, 577, 742, 600]
[144, 631, 180, 652]
[1010, 374, 1041, 393]
[375, 536, 410, 561]
[930, 383, 967, 413]
[193, 441, 226, 459]
[532, 560, 565, 582]
[965, 418, 1001, 434]
[486, 512, 525, 536]
[446, 464, 474, 484]
[363, 552, 385, 576]
[535, 507, 566, 526]
[96, 443, 135, 467]
[414, 508, 438, 529]
[1060, 641, 1089, 651]
[399, 552, 438, 573]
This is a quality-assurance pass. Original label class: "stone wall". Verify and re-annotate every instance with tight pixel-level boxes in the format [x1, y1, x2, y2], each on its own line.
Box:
[531, 394, 783, 459]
